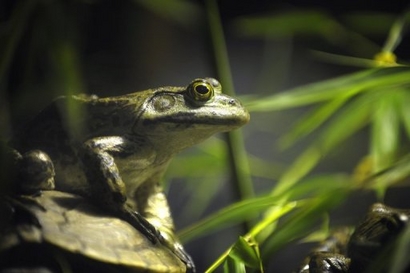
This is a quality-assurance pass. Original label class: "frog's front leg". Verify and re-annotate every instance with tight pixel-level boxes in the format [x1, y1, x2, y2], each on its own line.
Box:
[135, 180, 195, 272]
[81, 137, 160, 244]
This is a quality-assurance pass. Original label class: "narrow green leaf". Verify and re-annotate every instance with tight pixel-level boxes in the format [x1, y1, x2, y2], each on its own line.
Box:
[133, 0, 201, 27]
[178, 194, 283, 242]
[229, 236, 263, 270]
[262, 188, 349, 258]
[371, 92, 400, 173]
[223, 258, 246, 273]
[382, 9, 410, 52]
[246, 67, 410, 112]
[271, 147, 322, 196]
[397, 91, 410, 139]
[279, 94, 351, 149]
[365, 153, 410, 189]
[389, 223, 410, 273]
[247, 155, 284, 180]
[234, 10, 341, 38]
[319, 92, 373, 153]
[342, 12, 396, 35]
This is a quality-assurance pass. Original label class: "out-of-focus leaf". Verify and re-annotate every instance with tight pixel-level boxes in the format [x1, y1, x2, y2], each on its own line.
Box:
[397, 90, 410, 139]
[318, 92, 373, 153]
[279, 93, 351, 149]
[382, 9, 410, 52]
[178, 194, 289, 242]
[166, 138, 228, 221]
[282, 174, 352, 201]
[246, 67, 410, 112]
[229, 236, 263, 271]
[261, 187, 350, 258]
[234, 10, 341, 38]
[248, 155, 284, 180]
[271, 147, 321, 196]
[133, 0, 202, 27]
[342, 12, 396, 35]
[365, 154, 410, 189]
[389, 223, 410, 273]
[299, 214, 330, 243]
[258, 174, 350, 242]
[222, 258, 246, 273]
[371, 92, 400, 174]
[310, 50, 388, 68]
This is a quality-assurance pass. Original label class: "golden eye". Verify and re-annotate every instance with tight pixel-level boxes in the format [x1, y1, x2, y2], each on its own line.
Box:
[187, 79, 214, 102]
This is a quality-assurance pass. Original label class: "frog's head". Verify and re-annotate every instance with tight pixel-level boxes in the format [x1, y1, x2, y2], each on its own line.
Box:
[133, 78, 249, 152]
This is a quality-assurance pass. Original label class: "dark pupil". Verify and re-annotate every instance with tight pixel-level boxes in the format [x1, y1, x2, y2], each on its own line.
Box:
[195, 85, 209, 94]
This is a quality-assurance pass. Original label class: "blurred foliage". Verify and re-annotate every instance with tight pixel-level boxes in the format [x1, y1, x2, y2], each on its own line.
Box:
[2, 0, 410, 272]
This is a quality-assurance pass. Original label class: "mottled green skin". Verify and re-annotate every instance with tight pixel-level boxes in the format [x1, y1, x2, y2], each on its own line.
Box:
[298, 203, 410, 273]
[10, 78, 250, 271]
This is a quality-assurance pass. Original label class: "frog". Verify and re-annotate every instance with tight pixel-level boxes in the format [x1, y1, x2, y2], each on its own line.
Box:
[297, 203, 410, 273]
[9, 77, 250, 272]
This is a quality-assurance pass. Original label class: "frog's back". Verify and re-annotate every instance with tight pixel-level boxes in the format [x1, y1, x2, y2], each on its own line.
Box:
[11, 97, 74, 159]
[11, 95, 138, 154]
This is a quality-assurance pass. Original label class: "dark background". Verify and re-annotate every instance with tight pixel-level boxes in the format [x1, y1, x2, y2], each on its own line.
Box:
[2, 0, 410, 272]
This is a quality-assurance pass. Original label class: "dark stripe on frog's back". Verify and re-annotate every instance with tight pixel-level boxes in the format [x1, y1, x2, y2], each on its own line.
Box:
[11, 95, 141, 160]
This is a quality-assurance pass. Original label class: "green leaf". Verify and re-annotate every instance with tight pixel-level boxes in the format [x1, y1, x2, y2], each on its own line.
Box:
[279, 94, 351, 149]
[133, 0, 202, 27]
[365, 153, 410, 189]
[318, 92, 374, 153]
[234, 10, 341, 38]
[389, 223, 410, 273]
[397, 90, 410, 139]
[246, 67, 410, 112]
[262, 187, 350, 258]
[342, 12, 396, 36]
[271, 147, 322, 196]
[178, 194, 285, 242]
[371, 92, 400, 173]
[229, 236, 263, 271]
[223, 258, 246, 273]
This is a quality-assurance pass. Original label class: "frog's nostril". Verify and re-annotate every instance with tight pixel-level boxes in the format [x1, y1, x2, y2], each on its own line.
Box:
[228, 99, 237, 106]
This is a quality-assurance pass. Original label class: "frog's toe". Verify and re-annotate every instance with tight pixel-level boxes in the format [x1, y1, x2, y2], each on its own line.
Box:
[17, 150, 55, 194]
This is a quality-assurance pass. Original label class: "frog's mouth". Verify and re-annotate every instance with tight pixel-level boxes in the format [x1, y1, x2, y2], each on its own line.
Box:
[135, 92, 250, 133]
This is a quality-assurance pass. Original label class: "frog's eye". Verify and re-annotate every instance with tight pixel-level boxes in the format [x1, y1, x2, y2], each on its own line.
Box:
[205, 78, 222, 94]
[187, 79, 214, 102]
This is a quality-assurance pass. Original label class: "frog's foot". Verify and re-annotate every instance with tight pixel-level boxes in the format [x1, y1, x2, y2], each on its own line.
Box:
[165, 241, 195, 273]
[121, 206, 195, 271]
[120, 205, 162, 244]
[17, 150, 55, 194]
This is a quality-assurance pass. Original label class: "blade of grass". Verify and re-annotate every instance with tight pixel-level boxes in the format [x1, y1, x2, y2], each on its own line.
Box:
[234, 10, 341, 38]
[397, 90, 410, 139]
[205, 201, 297, 272]
[370, 92, 400, 197]
[318, 92, 374, 153]
[389, 223, 410, 273]
[364, 153, 410, 190]
[272, 92, 373, 196]
[246, 67, 410, 112]
[382, 8, 410, 53]
[178, 194, 293, 243]
[279, 92, 352, 149]
[271, 146, 322, 196]
[205, 0, 254, 209]
[262, 187, 350, 258]
[133, 0, 201, 27]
